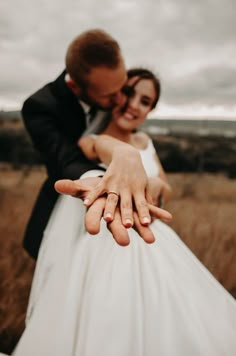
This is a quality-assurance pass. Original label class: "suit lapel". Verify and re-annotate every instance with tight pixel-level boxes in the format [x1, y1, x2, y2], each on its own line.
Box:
[51, 71, 87, 137]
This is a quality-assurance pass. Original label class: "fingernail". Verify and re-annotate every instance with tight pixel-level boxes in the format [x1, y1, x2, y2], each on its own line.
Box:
[83, 198, 90, 206]
[142, 217, 150, 224]
[125, 218, 132, 227]
[104, 213, 112, 221]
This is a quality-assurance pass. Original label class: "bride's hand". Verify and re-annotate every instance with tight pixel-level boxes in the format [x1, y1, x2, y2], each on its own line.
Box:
[66, 134, 171, 230]
[55, 166, 173, 228]
[55, 177, 172, 245]
[78, 145, 154, 228]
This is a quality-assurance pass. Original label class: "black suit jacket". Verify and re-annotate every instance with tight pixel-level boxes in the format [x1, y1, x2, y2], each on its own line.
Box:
[22, 71, 104, 259]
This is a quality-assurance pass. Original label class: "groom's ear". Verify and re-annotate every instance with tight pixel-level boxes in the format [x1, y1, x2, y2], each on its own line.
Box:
[66, 77, 81, 97]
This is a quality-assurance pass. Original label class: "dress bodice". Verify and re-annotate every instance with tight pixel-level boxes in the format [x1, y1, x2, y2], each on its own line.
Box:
[138, 139, 159, 178]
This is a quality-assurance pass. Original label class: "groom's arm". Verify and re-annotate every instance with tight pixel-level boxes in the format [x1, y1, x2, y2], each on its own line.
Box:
[22, 93, 105, 180]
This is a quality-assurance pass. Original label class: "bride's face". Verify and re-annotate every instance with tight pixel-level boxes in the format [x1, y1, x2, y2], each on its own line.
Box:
[112, 76, 157, 130]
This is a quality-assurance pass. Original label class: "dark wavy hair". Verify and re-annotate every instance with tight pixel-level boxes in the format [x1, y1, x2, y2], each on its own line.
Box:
[126, 68, 161, 109]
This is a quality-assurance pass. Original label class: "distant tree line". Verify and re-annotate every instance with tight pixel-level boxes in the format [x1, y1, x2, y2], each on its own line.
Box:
[0, 124, 236, 178]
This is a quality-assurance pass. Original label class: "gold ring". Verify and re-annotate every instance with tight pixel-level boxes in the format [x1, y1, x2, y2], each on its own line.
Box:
[108, 190, 119, 197]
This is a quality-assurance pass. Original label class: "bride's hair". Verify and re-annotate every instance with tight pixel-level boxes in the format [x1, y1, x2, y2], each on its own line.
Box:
[126, 68, 161, 109]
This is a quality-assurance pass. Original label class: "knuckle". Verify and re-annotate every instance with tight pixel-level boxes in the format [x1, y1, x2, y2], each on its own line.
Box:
[87, 190, 98, 199]
[121, 201, 132, 210]
[90, 186, 105, 197]
[136, 199, 148, 209]
[108, 194, 119, 203]
[96, 183, 105, 193]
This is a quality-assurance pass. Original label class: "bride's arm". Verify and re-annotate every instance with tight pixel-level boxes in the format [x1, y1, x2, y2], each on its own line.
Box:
[78, 134, 156, 227]
[78, 134, 136, 166]
[79, 134, 172, 208]
[56, 134, 172, 245]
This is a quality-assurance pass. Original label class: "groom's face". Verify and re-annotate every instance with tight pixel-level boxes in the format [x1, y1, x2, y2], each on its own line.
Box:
[80, 60, 127, 110]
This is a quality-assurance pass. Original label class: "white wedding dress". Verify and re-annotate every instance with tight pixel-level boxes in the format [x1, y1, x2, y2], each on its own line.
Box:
[13, 140, 236, 356]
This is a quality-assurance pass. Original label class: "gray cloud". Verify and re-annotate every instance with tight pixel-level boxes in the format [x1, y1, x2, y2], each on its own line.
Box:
[0, 0, 235, 115]
[163, 65, 236, 105]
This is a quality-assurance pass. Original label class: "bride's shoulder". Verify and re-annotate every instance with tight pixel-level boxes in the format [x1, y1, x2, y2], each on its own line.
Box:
[132, 131, 150, 149]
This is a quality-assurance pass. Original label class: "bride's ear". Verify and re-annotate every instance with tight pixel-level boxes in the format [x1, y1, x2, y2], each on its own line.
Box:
[66, 77, 81, 96]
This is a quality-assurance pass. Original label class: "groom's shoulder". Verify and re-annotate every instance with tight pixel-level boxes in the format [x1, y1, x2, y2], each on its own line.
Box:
[22, 71, 68, 112]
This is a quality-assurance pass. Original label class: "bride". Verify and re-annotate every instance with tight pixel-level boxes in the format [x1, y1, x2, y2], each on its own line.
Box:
[13, 68, 236, 355]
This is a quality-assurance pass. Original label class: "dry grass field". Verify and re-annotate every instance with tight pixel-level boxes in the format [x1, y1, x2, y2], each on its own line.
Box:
[0, 166, 236, 353]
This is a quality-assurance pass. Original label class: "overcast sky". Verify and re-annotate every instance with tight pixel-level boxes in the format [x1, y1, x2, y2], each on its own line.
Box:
[0, 0, 235, 118]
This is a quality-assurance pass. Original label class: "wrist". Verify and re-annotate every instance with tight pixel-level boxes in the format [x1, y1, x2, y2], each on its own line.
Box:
[113, 144, 139, 160]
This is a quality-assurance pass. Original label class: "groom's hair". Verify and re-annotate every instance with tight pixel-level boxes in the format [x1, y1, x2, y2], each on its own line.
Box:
[65, 29, 123, 88]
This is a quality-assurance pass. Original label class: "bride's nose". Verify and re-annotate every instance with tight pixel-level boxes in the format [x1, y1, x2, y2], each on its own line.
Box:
[128, 96, 139, 110]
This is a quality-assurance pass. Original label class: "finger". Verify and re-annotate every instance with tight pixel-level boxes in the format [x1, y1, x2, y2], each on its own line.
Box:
[83, 181, 106, 207]
[85, 197, 106, 234]
[119, 192, 133, 228]
[133, 193, 151, 226]
[107, 208, 130, 246]
[133, 212, 155, 244]
[145, 184, 154, 205]
[54, 179, 90, 198]
[148, 204, 172, 222]
[103, 192, 120, 222]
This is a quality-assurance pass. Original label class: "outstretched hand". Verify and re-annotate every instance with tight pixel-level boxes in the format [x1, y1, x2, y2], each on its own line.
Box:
[81, 145, 159, 227]
[55, 177, 172, 246]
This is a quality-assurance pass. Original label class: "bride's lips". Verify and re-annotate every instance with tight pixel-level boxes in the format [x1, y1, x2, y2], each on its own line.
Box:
[122, 111, 138, 120]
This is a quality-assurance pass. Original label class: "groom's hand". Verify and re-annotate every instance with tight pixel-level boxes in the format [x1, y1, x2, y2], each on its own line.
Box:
[55, 177, 172, 223]
[85, 198, 172, 245]
[55, 177, 172, 245]
[55, 181, 144, 245]
[75, 194, 160, 246]
[83, 196, 131, 245]
[54, 177, 101, 200]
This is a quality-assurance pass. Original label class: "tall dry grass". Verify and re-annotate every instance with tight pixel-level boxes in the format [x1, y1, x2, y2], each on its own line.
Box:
[166, 173, 236, 292]
[0, 166, 235, 353]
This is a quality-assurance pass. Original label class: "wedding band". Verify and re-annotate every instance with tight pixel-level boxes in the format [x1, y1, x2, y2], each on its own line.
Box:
[108, 190, 119, 197]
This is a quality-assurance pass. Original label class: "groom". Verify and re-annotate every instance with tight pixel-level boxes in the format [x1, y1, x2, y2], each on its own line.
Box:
[22, 29, 166, 259]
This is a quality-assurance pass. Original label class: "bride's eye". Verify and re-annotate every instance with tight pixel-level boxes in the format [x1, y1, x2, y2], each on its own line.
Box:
[141, 99, 151, 106]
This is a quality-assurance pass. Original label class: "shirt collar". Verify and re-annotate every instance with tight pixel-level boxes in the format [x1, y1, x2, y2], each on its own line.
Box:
[65, 73, 91, 115]
[79, 100, 91, 115]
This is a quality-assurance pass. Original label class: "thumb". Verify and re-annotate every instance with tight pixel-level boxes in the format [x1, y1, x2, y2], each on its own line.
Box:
[54, 179, 90, 197]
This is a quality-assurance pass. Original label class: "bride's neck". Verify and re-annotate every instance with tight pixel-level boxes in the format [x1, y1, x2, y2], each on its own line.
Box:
[102, 122, 132, 144]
